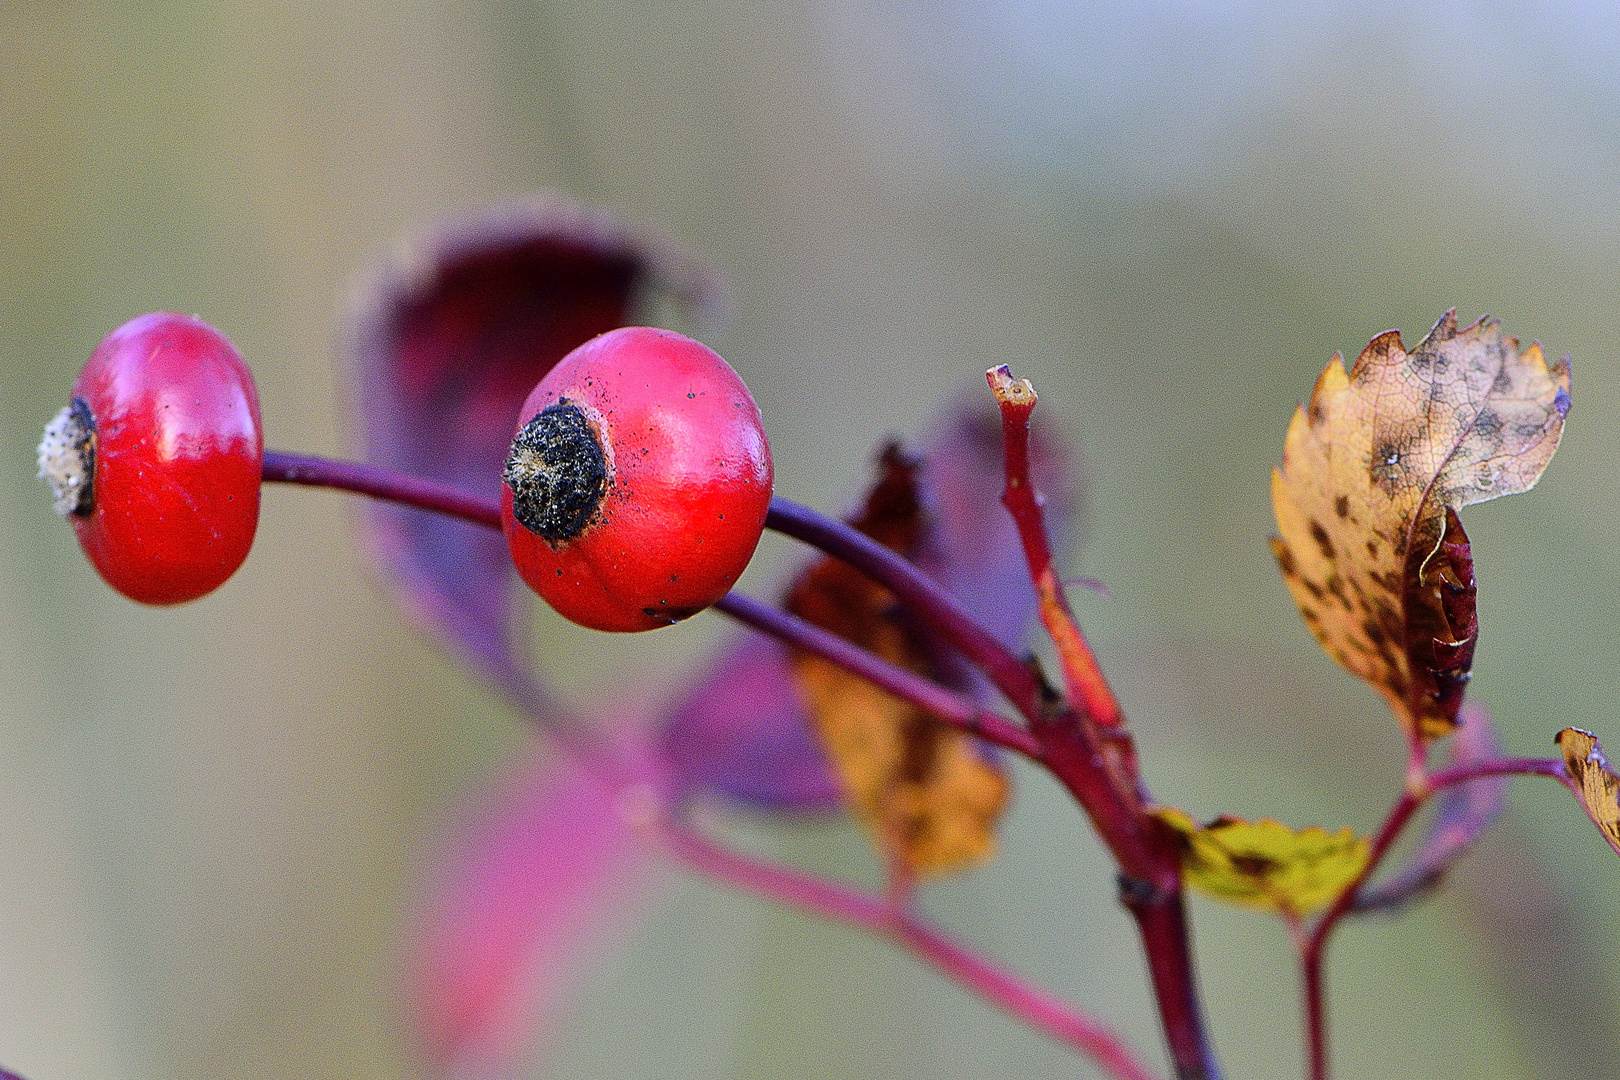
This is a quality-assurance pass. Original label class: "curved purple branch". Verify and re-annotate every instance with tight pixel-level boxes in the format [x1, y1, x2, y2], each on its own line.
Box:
[714, 592, 1042, 760]
[264, 450, 502, 528]
[766, 497, 1047, 723]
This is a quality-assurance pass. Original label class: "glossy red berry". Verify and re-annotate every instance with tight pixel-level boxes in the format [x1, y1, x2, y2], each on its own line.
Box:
[501, 326, 773, 632]
[38, 312, 264, 605]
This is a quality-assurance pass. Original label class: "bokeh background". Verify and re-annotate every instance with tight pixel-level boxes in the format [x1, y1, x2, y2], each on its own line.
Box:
[3, 2, 1620, 1078]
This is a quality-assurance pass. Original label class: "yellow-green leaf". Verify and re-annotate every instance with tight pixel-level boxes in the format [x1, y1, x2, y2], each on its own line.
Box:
[1556, 728, 1620, 859]
[1152, 807, 1370, 916]
[1272, 311, 1570, 742]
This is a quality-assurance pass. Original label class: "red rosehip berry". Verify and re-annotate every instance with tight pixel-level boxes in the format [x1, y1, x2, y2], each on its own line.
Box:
[501, 326, 773, 632]
[37, 312, 264, 605]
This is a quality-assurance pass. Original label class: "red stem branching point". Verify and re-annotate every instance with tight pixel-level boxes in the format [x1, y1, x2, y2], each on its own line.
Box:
[1300, 755, 1570, 1080]
[662, 821, 1165, 1080]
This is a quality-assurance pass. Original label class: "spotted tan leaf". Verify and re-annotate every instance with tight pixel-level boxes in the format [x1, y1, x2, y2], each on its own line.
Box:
[1272, 311, 1571, 742]
[786, 445, 1009, 876]
[1556, 728, 1620, 859]
[1151, 807, 1370, 917]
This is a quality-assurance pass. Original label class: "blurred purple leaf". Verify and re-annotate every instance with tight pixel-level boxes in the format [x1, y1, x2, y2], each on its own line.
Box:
[663, 396, 1080, 809]
[407, 745, 667, 1075]
[348, 196, 719, 671]
[1352, 701, 1510, 913]
[663, 634, 844, 809]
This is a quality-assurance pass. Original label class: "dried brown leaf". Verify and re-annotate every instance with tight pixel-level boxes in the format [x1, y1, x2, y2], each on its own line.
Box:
[1556, 728, 1620, 859]
[1272, 311, 1570, 742]
[786, 445, 1009, 876]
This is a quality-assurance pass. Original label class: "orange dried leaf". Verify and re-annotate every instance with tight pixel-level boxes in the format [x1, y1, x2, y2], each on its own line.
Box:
[1272, 311, 1570, 742]
[1556, 728, 1620, 859]
[786, 445, 1009, 876]
[1152, 807, 1370, 917]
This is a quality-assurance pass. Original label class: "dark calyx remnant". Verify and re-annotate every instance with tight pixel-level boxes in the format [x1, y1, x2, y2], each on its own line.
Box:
[38, 396, 96, 517]
[503, 400, 608, 543]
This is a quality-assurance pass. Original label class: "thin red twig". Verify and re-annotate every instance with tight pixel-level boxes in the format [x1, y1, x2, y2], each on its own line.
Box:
[260, 450, 628, 754]
[662, 820, 1165, 1080]
[987, 366, 1122, 729]
[1300, 755, 1570, 1080]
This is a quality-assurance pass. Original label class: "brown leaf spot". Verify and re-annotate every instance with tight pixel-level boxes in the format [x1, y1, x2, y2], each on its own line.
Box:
[1273, 539, 1298, 578]
[1309, 520, 1336, 561]
[1472, 409, 1504, 440]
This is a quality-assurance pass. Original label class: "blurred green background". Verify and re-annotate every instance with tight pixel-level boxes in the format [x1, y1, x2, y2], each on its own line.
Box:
[3, 3, 1619, 1078]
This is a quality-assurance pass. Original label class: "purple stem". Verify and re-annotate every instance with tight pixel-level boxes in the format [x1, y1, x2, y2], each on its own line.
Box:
[1427, 755, 1569, 791]
[259, 457, 1044, 734]
[1301, 756, 1570, 1080]
[766, 498, 1049, 724]
[714, 592, 1042, 760]
[262, 450, 503, 528]
[663, 821, 1165, 1080]
[259, 452, 1042, 764]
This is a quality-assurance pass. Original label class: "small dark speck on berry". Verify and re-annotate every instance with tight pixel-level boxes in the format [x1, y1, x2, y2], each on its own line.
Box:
[687, 391, 695, 399]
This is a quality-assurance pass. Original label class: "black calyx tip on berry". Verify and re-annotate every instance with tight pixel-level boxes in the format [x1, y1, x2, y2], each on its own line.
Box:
[504, 400, 608, 543]
[38, 396, 96, 517]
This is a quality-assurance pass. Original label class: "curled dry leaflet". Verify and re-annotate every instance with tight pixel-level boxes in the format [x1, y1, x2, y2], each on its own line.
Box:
[23, 197, 1614, 1080]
